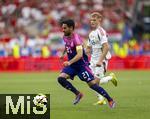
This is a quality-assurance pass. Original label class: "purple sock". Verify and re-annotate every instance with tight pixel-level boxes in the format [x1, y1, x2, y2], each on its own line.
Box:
[90, 84, 112, 101]
[58, 77, 79, 95]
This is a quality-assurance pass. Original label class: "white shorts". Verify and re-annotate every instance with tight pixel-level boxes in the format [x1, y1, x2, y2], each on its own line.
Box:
[89, 58, 108, 78]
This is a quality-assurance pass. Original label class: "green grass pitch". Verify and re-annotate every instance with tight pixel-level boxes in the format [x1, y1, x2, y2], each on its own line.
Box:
[0, 70, 150, 119]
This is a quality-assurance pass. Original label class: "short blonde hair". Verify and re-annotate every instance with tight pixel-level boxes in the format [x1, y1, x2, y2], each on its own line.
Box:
[90, 12, 102, 19]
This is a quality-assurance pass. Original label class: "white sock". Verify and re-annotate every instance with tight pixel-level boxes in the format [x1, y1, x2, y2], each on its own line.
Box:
[100, 76, 113, 84]
[96, 93, 105, 101]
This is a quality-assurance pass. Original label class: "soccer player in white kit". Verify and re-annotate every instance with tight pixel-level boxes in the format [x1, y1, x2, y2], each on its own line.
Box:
[86, 12, 118, 105]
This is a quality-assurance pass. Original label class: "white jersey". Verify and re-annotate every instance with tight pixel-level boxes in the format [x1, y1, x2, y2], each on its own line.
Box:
[87, 26, 111, 62]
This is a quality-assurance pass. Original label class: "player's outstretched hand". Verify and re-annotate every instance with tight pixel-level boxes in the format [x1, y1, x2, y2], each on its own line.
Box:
[63, 61, 71, 67]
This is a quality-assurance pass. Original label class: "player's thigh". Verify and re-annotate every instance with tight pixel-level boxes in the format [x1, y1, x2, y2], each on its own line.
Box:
[77, 65, 95, 83]
[59, 66, 76, 80]
[95, 66, 105, 78]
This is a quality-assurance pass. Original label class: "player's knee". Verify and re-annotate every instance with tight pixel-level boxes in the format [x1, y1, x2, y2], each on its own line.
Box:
[89, 83, 99, 90]
[87, 79, 98, 87]
[57, 77, 71, 90]
[57, 77, 66, 84]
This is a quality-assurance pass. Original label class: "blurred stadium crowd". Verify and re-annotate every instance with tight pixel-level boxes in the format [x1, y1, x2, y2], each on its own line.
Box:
[0, 0, 149, 58]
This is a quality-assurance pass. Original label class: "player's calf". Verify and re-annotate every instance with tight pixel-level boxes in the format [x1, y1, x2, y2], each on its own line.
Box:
[88, 80, 114, 103]
[57, 77, 79, 95]
[89, 83, 116, 108]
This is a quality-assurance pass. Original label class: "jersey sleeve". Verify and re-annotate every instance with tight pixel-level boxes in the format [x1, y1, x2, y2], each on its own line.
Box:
[74, 33, 83, 45]
[98, 28, 108, 45]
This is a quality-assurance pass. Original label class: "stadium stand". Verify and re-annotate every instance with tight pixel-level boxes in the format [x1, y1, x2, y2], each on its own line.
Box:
[0, 0, 149, 58]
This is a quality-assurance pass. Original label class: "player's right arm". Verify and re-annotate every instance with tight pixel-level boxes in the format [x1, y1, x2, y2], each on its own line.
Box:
[85, 38, 92, 56]
[86, 46, 92, 56]
[60, 49, 66, 60]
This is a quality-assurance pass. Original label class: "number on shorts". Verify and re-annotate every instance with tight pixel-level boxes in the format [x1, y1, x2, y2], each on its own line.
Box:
[82, 71, 90, 79]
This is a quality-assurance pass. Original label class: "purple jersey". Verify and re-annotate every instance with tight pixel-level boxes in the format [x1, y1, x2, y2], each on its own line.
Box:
[63, 33, 88, 66]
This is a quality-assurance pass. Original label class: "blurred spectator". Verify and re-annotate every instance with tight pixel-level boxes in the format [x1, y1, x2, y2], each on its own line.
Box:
[0, 0, 149, 58]
[41, 44, 50, 58]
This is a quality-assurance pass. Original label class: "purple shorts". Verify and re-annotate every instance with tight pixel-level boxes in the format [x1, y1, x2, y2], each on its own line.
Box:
[61, 65, 94, 83]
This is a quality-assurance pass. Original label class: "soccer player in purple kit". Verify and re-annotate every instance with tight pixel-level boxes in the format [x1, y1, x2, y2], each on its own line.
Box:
[57, 18, 116, 108]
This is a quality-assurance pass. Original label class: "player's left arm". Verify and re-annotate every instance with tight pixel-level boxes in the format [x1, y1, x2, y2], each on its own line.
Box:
[96, 29, 110, 67]
[63, 45, 83, 66]
[97, 42, 109, 66]
[69, 45, 83, 65]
